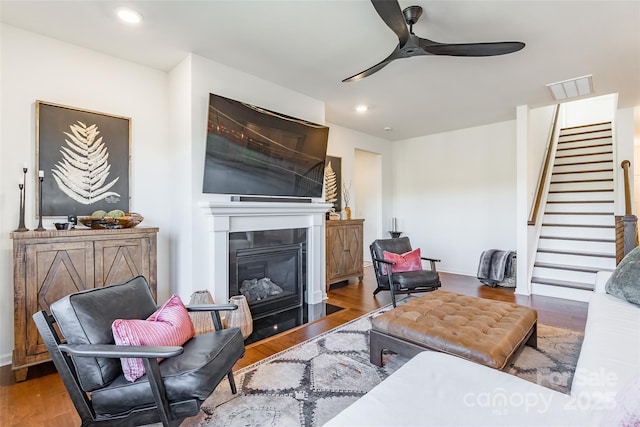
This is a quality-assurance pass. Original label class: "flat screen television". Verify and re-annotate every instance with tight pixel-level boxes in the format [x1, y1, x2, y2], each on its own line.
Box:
[203, 93, 330, 198]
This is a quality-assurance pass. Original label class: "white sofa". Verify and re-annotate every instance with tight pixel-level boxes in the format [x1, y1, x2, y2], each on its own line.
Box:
[324, 272, 640, 427]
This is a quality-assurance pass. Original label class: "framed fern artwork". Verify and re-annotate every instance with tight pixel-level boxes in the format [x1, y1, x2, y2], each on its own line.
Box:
[36, 101, 130, 217]
[324, 156, 342, 212]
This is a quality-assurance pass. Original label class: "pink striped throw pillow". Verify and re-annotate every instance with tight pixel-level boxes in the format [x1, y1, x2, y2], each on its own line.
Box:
[112, 294, 195, 382]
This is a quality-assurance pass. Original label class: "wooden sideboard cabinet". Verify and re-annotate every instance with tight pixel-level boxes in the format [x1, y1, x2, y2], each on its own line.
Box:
[10, 227, 158, 381]
[326, 219, 364, 291]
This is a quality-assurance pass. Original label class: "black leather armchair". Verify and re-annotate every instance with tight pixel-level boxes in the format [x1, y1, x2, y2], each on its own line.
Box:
[32, 276, 245, 427]
[370, 237, 441, 307]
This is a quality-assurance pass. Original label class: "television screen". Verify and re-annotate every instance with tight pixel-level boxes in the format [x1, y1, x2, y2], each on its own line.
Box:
[203, 93, 329, 198]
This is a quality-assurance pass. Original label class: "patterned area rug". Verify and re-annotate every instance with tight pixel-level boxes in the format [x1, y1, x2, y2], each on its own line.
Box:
[181, 306, 584, 427]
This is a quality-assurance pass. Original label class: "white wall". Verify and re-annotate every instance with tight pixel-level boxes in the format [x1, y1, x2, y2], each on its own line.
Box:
[521, 104, 557, 295]
[167, 56, 194, 296]
[561, 94, 617, 128]
[0, 24, 172, 365]
[355, 149, 382, 262]
[325, 124, 394, 252]
[526, 105, 557, 216]
[393, 121, 517, 276]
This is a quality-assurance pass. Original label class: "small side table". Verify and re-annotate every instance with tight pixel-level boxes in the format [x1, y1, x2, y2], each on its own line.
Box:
[388, 231, 402, 238]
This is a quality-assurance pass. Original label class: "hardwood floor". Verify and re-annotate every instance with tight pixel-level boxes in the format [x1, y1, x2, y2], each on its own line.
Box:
[0, 268, 588, 427]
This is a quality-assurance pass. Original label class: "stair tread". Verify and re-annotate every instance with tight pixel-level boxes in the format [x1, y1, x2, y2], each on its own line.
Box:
[542, 223, 614, 228]
[534, 262, 614, 273]
[539, 235, 615, 243]
[537, 248, 615, 258]
[555, 150, 613, 159]
[537, 121, 618, 289]
[552, 169, 613, 175]
[543, 212, 614, 215]
[554, 161, 613, 168]
[550, 178, 613, 184]
[560, 122, 611, 132]
[531, 277, 595, 291]
[556, 140, 612, 149]
[546, 200, 614, 204]
[549, 189, 613, 193]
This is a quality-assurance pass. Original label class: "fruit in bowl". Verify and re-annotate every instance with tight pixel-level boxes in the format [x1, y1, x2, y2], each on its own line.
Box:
[79, 212, 144, 229]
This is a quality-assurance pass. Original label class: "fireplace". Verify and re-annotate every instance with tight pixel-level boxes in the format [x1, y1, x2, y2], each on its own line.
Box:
[229, 230, 305, 319]
[199, 200, 336, 342]
[199, 200, 331, 307]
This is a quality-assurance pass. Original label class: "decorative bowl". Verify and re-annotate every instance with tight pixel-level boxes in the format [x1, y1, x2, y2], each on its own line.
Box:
[78, 213, 144, 229]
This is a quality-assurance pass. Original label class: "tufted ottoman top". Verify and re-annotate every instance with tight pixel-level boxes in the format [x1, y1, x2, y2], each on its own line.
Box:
[372, 290, 537, 369]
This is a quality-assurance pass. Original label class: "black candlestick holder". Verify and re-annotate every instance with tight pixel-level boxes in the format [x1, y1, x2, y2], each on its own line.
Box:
[14, 168, 29, 232]
[35, 175, 45, 231]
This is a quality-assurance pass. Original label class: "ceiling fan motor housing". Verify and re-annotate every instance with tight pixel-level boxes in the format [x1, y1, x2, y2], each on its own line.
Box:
[403, 5, 423, 27]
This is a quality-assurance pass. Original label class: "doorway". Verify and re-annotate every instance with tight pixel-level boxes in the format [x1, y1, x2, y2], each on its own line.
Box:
[354, 149, 382, 262]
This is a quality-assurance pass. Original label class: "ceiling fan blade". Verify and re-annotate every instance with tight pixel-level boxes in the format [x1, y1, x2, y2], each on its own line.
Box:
[419, 39, 525, 57]
[371, 0, 409, 46]
[342, 48, 401, 82]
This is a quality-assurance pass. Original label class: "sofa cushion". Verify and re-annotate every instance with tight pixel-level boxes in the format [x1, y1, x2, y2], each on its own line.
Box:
[91, 327, 245, 417]
[571, 293, 640, 407]
[324, 351, 603, 427]
[605, 245, 640, 306]
[382, 248, 422, 274]
[393, 269, 440, 289]
[600, 374, 640, 427]
[50, 276, 158, 391]
[112, 294, 195, 381]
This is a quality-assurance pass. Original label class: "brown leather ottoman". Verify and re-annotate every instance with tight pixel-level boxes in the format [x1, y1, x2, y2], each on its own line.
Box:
[370, 290, 537, 370]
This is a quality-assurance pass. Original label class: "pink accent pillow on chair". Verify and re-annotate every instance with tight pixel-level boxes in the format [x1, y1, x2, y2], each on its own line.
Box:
[112, 294, 195, 382]
[382, 248, 422, 274]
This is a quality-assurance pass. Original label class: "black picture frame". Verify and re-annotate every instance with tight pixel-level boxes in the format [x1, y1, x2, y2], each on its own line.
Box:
[36, 101, 130, 217]
[324, 155, 342, 212]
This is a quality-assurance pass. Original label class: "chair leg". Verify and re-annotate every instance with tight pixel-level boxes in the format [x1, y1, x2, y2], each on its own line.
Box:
[373, 286, 383, 296]
[369, 330, 385, 366]
[228, 371, 238, 394]
[390, 287, 397, 308]
[143, 358, 173, 427]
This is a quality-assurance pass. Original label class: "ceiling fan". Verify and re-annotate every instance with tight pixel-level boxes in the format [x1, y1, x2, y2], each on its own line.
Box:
[343, 0, 525, 82]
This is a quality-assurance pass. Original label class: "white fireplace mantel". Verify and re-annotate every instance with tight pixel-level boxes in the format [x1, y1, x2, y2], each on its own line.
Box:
[198, 200, 332, 305]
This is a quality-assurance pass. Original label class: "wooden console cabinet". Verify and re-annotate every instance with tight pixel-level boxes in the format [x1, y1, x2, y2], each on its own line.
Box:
[326, 219, 364, 291]
[10, 227, 158, 381]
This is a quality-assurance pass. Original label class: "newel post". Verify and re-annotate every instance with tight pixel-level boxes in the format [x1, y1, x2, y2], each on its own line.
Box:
[617, 160, 638, 262]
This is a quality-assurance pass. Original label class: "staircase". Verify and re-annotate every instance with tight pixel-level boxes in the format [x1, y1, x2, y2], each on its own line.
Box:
[531, 122, 617, 300]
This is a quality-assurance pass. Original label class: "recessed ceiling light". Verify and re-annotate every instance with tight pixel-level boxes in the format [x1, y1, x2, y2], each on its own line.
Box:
[116, 7, 143, 25]
[384, 126, 392, 131]
[355, 105, 368, 113]
[546, 75, 593, 101]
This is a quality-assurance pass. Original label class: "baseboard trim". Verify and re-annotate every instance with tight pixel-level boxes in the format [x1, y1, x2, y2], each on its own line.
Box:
[438, 268, 477, 277]
[0, 352, 12, 367]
